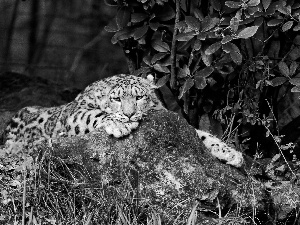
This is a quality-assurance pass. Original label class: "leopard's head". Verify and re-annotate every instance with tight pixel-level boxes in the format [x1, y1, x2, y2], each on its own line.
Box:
[104, 75, 164, 122]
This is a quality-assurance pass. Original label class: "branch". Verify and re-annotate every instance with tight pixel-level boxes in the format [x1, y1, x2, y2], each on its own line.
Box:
[170, 0, 180, 90]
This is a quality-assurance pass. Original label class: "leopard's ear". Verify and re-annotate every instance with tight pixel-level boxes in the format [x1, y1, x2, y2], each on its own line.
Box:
[146, 74, 155, 83]
[145, 74, 159, 89]
[147, 74, 170, 88]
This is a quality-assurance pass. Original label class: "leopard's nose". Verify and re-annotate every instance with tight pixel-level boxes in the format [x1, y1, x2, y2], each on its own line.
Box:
[123, 111, 135, 119]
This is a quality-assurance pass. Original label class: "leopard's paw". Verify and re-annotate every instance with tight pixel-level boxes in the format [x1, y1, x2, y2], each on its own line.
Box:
[196, 130, 244, 167]
[104, 121, 139, 138]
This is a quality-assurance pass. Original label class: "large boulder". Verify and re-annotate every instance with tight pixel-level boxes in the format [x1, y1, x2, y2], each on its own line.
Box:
[30, 109, 266, 223]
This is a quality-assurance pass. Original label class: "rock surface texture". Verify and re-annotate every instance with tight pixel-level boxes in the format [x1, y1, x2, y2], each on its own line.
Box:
[36, 109, 266, 223]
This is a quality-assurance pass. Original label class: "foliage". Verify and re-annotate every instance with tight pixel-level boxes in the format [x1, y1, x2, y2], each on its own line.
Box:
[105, 0, 300, 156]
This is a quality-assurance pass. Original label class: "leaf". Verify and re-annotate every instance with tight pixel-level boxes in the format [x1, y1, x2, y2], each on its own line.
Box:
[185, 16, 201, 31]
[247, 0, 260, 7]
[294, 23, 300, 31]
[195, 66, 214, 78]
[138, 36, 146, 45]
[178, 65, 190, 78]
[133, 67, 151, 77]
[230, 17, 240, 32]
[155, 4, 175, 21]
[289, 78, 300, 86]
[150, 22, 160, 31]
[277, 4, 291, 15]
[290, 61, 299, 75]
[153, 64, 170, 73]
[282, 21, 293, 32]
[111, 27, 132, 44]
[193, 39, 202, 51]
[131, 13, 148, 23]
[292, 3, 300, 9]
[268, 77, 287, 86]
[271, 153, 281, 162]
[289, 46, 300, 60]
[254, 17, 264, 27]
[179, 78, 194, 99]
[133, 25, 148, 40]
[266, 2, 277, 15]
[197, 32, 207, 40]
[248, 7, 259, 16]
[278, 61, 290, 77]
[195, 76, 207, 89]
[240, 17, 255, 25]
[201, 17, 219, 32]
[194, 8, 204, 21]
[176, 32, 195, 41]
[253, 10, 263, 17]
[230, 49, 242, 65]
[256, 79, 263, 89]
[210, 0, 221, 11]
[291, 86, 300, 92]
[116, 7, 130, 30]
[267, 19, 284, 26]
[105, 18, 119, 32]
[156, 74, 170, 88]
[151, 53, 168, 64]
[205, 42, 222, 55]
[160, 56, 172, 66]
[294, 36, 300, 45]
[143, 55, 151, 66]
[201, 49, 212, 66]
[236, 26, 259, 39]
[223, 43, 242, 65]
[152, 40, 170, 52]
[262, 0, 271, 10]
[225, 1, 241, 8]
[221, 35, 234, 44]
[177, 21, 188, 32]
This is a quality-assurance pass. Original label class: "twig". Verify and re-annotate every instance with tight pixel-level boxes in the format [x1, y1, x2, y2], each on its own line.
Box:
[263, 122, 296, 177]
[170, 0, 180, 89]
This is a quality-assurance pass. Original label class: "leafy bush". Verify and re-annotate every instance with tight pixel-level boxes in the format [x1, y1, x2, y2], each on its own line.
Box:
[105, 0, 300, 157]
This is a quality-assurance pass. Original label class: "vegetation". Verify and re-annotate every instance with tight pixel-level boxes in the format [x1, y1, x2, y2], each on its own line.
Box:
[105, 0, 300, 157]
[1, 0, 300, 224]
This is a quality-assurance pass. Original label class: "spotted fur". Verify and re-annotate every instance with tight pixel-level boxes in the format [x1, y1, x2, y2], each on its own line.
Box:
[3, 74, 243, 167]
[196, 130, 244, 167]
[4, 74, 164, 146]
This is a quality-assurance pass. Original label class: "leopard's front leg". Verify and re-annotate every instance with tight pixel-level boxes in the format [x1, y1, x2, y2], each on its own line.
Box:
[64, 109, 139, 138]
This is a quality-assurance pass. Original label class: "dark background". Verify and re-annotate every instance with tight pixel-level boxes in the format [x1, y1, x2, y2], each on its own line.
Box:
[0, 0, 128, 89]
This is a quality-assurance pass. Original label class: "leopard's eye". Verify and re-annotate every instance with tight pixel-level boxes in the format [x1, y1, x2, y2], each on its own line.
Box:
[112, 97, 121, 102]
[136, 96, 144, 100]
